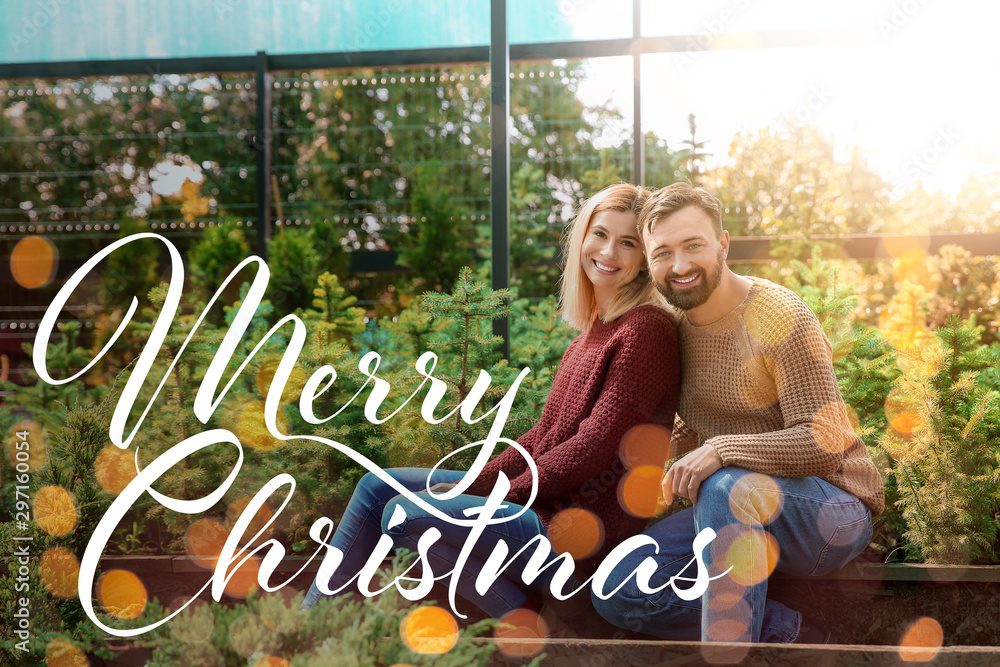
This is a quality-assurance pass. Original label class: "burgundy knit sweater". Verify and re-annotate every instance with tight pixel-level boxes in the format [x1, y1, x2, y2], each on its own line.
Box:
[466, 305, 680, 574]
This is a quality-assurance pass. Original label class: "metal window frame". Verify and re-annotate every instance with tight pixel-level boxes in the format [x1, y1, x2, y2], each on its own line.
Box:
[2, 13, 994, 350]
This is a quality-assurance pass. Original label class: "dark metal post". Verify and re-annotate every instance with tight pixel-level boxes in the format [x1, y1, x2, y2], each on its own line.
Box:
[632, 0, 644, 186]
[490, 0, 511, 358]
[254, 50, 272, 257]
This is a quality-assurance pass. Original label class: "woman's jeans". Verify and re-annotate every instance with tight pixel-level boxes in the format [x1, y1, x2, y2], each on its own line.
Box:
[592, 467, 872, 643]
[302, 467, 558, 617]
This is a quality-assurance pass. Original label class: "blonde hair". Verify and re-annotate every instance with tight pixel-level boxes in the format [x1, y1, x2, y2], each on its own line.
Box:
[559, 182, 667, 331]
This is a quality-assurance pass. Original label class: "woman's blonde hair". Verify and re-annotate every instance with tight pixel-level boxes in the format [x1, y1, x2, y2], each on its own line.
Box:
[559, 182, 666, 331]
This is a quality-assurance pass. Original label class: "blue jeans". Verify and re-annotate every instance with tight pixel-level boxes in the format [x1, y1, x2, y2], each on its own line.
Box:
[592, 467, 872, 642]
[302, 467, 558, 617]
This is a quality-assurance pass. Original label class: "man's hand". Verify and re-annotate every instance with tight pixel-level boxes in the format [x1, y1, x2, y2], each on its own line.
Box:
[662, 444, 723, 504]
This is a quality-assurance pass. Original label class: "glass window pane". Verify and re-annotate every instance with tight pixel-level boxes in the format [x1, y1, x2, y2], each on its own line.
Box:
[640, 0, 885, 37]
[511, 0, 633, 43]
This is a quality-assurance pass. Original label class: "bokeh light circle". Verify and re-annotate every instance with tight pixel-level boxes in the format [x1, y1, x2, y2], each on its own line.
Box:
[811, 403, 856, 454]
[237, 402, 288, 451]
[547, 508, 604, 560]
[223, 556, 261, 598]
[893, 248, 941, 293]
[253, 658, 291, 667]
[256, 357, 307, 404]
[700, 643, 750, 665]
[45, 636, 89, 667]
[727, 473, 783, 526]
[900, 617, 943, 662]
[705, 618, 748, 642]
[723, 529, 780, 587]
[184, 518, 230, 569]
[881, 233, 930, 260]
[736, 356, 780, 408]
[95, 445, 138, 495]
[705, 590, 745, 612]
[34, 485, 77, 536]
[11, 235, 58, 289]
[97, 569, 148, 619]
[619, 465, 666, 518]
[744, 292, 795, 347]
[884, 380, 926, 435]
[401, 606, 459, 654]
[226, 496, 274, 543]
[620, 423, 673, 469]
[495, 607, 547, 657]
[40, 546, 80, 598]
[170, 602, 214, 644]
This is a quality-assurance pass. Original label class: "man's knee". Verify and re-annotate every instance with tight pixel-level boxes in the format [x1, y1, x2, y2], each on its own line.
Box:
[697, 468, 788, 532]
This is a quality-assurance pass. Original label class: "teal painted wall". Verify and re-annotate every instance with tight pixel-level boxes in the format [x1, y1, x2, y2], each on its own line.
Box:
[0, 0, 582, 65]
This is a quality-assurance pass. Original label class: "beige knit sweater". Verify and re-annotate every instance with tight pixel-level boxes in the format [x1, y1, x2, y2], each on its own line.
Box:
[671, 277, 885, 514]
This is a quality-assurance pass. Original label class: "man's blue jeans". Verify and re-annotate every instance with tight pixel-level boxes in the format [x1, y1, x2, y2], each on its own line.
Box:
[592, 467, 872, 642]
[302, 467, 558, 617]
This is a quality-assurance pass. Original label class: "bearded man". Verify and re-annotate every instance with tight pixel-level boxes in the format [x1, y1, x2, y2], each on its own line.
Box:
[591, 183, 883, 644]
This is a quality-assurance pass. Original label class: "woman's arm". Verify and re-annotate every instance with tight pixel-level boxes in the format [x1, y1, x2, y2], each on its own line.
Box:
[502, 309, 680, 505]
[464, 339, 579, 496]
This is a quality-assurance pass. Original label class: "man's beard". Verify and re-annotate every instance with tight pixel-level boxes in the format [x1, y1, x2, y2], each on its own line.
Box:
[655, 247, 725, 311]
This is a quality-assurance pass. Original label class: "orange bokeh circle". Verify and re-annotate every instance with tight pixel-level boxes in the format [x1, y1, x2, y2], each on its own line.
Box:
[547, 508, 603, 560]
[900, 617, 943, 662]
[40, 546, 81, 598]
[11, 235, 58, 289]
[95, 445, 138, 495]
[619, 465, 666, 518]
[495, 607, 547, 657]
[184, 518, 230, 569]
[400, 606, 459, 654]
[34, 486, 77, 536]
[45, 636, 88, 667]
[97, 569, 148, 619]
[620, 423, 673, 469]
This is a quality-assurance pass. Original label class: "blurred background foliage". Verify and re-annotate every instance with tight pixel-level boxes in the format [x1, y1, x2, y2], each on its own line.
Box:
[1, 56, 1000, 663]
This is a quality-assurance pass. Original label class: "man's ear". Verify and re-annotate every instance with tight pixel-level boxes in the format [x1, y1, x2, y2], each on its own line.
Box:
[720, 230, 730, 259]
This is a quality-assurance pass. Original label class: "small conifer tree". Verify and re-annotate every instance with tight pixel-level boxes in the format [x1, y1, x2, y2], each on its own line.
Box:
[881, 315, 1000, 563]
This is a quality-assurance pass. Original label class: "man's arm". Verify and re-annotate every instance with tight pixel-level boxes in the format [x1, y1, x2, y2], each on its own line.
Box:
[664, 289, 856, 501]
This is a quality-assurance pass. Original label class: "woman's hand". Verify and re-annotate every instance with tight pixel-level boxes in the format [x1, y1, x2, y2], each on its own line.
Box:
[428, 482, 457, 495]
[661, 444, 722, 504]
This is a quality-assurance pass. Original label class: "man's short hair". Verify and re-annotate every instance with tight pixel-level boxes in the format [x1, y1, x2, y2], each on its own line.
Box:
[640, 183, 723, 239]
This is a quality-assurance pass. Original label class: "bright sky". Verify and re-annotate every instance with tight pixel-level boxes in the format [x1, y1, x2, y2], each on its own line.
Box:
[570, 0, 1000, 196]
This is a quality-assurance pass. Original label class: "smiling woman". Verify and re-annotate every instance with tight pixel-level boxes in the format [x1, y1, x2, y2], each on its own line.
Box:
[580, 208, 646, 319]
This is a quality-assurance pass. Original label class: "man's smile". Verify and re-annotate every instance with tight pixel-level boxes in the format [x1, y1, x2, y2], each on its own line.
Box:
[669, 273, 701, 288]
